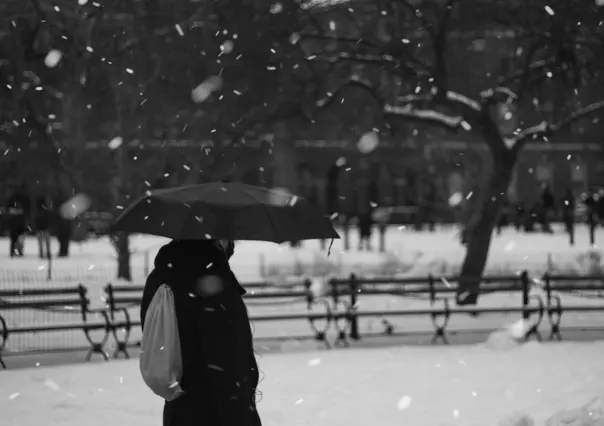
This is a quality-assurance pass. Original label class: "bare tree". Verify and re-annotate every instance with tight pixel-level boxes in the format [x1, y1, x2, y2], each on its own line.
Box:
[305, 0, 604, 304]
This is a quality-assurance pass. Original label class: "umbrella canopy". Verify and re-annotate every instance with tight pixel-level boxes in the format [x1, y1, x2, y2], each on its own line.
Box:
[112, 182, 340, 243]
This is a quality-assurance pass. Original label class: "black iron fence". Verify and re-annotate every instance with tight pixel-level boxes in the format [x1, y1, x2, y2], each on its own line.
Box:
[1, 272, 604, 369]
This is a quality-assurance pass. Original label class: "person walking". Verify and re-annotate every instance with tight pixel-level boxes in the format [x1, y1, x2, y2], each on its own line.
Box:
[35, 196, 52, 258]
[541, 183, 555, 233]
[562, 188, 575, 246]
[6, 192, 28, 257]
[140, 239, 262, 426]
[584, 190, 598, 246]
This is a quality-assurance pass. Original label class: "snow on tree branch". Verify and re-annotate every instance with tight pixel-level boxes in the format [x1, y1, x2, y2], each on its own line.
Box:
[315, 76, 467, 131]
[316, 75, 380, 108]
[384, 104, 464, 129]
[514, 99, 604, 144]
[398, 90, 482, 113]
[495, 58, 557, 89]
[303, 44, 429, 77]
[481, 58, 557, 103]
[307, 52, 402, 68]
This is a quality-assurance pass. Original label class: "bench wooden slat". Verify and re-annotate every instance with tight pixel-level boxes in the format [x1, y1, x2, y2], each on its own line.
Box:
[110, 286, 144, 293]
[0, 300, 85, 310]
[0, 287, 82, 297]
[109, 297, 142, 305]
[348, 306, 542, 318]
[331, 276, 522, 286]
[245, 291, 309, 299]
[551, 306, 604, 312]
[9, 323, 108, 333]
[548, 284, 604, 291]
[546, 275, 603, 281]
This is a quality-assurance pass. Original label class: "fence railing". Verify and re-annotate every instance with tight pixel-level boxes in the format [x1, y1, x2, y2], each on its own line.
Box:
[1, 272, 604, 369]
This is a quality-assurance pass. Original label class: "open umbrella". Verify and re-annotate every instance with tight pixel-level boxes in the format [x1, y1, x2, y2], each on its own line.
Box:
[112, 182, 340, 243]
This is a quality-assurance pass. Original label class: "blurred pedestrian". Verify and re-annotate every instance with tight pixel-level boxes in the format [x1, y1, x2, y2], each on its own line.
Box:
[541, 183, 555, 233]
[35, 196, 52, 258]
[6, 192, 28, 257]
[584, 190, 598, 245]
[562, 188, 575, 246]
[355, 176, 378, 251]
[514, 202, 526, 231]
[54, 196, 72, 257]
[419, 181, 437, 232]
[496, 196, 511, 235]
[140, 239, 262, 426]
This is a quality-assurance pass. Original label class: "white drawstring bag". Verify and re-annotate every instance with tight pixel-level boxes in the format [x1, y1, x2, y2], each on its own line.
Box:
[139, 284, 185, 401]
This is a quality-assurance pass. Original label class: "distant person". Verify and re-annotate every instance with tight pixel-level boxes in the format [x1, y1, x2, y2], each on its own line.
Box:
[355, 177, 378, 251]
[562, 188, 575, 246]
[597, 188, 604, 226]
[54, 197, 72, 257]
[6, 192, 29, 257]
[584, 190, 598, 245]
[541, 183, 555, 233]
[35, 196, 52, 258]
[419, 181, 437, 232]
[514, 202, 526, 231]
[496, 196, 511, 235]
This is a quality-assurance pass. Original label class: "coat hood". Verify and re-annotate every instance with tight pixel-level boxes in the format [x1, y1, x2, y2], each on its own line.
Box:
[151, 239, 245, 295]
[154, 239, 225, 274]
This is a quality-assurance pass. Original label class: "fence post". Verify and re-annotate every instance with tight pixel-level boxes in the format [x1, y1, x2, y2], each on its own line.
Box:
[349, 273, 360, 340]
[520, 271, 530, 320]
[428, 274, 435, 305]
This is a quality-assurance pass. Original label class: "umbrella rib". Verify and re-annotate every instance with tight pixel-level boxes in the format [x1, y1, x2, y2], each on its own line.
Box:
[238, 189, 280, 241]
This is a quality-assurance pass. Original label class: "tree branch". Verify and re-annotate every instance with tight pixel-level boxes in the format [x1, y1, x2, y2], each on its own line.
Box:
[384, 104, 464, 130]
[481, 57, 556, 103]
[432, 0, 456, 92]
[300, 33, 430, 77]
[393, 0, 437, 39]
[514, 100, 604, 144]
[316, 75, 383, 109]
[119, 4, 210, 51]
[306, 51, 426, 77]
[315, 75, 467, 132]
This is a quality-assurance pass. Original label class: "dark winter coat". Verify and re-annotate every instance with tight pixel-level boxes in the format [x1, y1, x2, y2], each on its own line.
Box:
[140, 240, 262, 426]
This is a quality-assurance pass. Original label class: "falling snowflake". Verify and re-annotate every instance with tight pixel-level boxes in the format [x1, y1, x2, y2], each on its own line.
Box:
[44, 50, 63, 68]
[357, 131, 379, 154]
[108, 136, 123, 150]
[220, 41, 234, 54]
[397, 395, 412, 410]
[191, 76, 223, 103]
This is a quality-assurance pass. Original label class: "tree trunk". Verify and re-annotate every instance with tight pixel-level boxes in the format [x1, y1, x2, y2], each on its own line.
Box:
[456, 142, 518, 305]
[114, 232, 132, 281]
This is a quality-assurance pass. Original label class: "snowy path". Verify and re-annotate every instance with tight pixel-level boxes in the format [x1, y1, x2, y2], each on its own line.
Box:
[2, 341, 604, 426]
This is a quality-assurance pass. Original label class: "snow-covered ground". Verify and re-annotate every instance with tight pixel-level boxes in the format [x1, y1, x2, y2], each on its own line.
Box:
[2, 224, 604, 289]
[2, 341, 604, 426]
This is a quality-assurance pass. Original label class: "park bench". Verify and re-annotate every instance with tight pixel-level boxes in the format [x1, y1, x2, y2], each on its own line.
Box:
[0, 285, 111, 369]
[537, 274, 604, 340]
[103, 278, 339, 358]
[328, 272, 545, 345]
